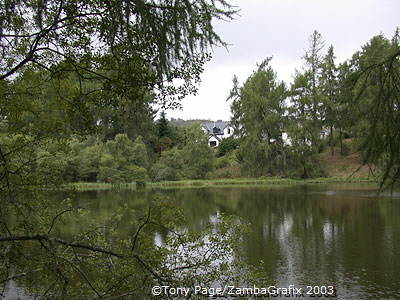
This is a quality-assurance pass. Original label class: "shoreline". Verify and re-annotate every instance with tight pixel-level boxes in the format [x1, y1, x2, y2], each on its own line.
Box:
[69, 176, 378, 191]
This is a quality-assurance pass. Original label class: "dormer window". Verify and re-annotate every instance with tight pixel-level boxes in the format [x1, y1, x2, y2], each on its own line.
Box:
[213, 126, 220, 134]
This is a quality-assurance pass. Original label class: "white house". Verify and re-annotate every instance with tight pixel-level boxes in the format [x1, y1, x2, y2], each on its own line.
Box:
[200, 120, 330, 148]
[200, 121, 234, 147]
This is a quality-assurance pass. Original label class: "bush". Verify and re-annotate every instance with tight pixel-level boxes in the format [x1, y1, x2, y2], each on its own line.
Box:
[181, 124, 215, 179]
[150, 148, 184, 181]
[208, 164, 241, 179]
[215, 156, 230, 169]
[127, 165, 148, 187]
[285, 146, 326, 179]
[217, 137, 238, 157]
[150, 163, 181, 182]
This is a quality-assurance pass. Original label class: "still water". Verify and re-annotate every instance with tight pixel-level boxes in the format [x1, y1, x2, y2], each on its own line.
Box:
[6, 183, 399, 299]
[69, 183, 400, 299]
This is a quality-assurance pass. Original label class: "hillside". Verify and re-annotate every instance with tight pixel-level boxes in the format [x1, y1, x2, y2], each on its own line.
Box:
[319, 143, 377, 179]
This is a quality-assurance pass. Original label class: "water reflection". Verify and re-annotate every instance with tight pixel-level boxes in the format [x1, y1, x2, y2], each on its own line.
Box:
[57, 184, 400, 299]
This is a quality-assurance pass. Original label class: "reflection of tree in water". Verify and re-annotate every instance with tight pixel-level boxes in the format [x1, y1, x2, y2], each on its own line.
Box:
[2, 189, 252, 299]
[144, 185, 400, 298]
[6, 186, 398, 298]
[221, 185, 400, 298]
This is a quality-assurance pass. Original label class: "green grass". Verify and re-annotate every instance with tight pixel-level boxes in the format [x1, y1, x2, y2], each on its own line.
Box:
[69, 176, 377, 191]
[150, 176, 376, 188]
[68, 182, 137, 191]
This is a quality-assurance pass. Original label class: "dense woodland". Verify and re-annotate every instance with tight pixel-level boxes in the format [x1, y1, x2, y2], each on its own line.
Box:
[2, 30, 398, 186]
[228, 29, 400, 182]
[0, 0, 399, 298]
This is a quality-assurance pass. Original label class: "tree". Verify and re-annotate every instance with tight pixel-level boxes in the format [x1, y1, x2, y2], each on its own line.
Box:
[335, 61, 355, 154]
[283, 31, 327, 178]
[77, 143, 102, 181]
[0, 1, 239, 296]
[97, 134, 149, 183]
[96, 90, 157, 142]
[227, 75, 244, 137]
[182, 124, 215, 179]
[229, 58, 288, 176]
[320, 45, 339, 155]
[0, 0, 235, 80]
[304, 30, 325, 127]
[217, 136, 238, 157]
[157, 111, 170, 138]
[132, 136, 149, 170]
[150, 147, 185, 181]
[349, 32, 400, 187]
[155, 111, 174, 153]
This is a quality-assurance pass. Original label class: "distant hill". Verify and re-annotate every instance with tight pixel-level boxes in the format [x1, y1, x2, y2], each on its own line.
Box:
[170, 118, 212, 127]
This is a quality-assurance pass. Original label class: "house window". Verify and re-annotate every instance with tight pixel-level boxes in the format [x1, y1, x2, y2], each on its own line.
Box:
[213, 126, 220, 134]
[210, 141, 217, 147]
[227, 128, 230, 134]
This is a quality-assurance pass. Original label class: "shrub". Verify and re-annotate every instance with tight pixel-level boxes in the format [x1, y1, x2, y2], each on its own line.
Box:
[127, 165, 148, 187]
[217, 137, 238, 157]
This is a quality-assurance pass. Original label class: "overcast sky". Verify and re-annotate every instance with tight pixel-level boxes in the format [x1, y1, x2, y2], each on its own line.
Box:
[166, 0, 399, 121]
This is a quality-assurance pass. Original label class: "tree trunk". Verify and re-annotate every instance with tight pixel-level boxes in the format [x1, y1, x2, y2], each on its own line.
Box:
[330, 125, 334, 156]
[339, 127, 343, 155]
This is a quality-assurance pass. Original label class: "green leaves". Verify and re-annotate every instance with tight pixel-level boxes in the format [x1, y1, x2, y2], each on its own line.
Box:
[228, 58, 288, 176]
[349, 32, 400, 187]
[181, 124, 215, 179]
[96, 134, 150, 183]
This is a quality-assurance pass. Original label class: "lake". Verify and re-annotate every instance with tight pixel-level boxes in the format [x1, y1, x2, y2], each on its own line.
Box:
[69, 183, 400, 299]
[4, 183, 400, 299]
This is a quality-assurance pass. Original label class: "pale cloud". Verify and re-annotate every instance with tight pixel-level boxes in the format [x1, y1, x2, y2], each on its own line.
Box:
[167, 0, 399, 121]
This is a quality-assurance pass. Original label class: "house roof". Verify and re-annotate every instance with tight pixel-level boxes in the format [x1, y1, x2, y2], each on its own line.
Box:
[200, 121, 231, 134]
[209, 134, 222, 142]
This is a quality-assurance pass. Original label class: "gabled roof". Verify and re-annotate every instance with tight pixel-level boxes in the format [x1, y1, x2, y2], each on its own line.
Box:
[209, 134, 222, 142]
[200, 121, 231, 134]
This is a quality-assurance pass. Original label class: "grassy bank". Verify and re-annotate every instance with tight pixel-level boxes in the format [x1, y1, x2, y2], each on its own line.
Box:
[70, 182, 137, 191]
[150, 176, 376, 188]
[69, 176, 377, 191]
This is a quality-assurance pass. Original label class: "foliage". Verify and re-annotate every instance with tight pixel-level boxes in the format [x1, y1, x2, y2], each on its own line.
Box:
[157, 111, 170, 138]
[0, 0, 236, 101]
[349, 32, 400, 187]
[0, 0, 245, 297]
[0, 196, 251, 298]
[157, 136, 173, 153]
[181, 124, 215, 179]
[96, 134, 150, 183]
[217, 136, 238, 157]
[320, 45, 339, 155]
[127, 165, 148, 187]
[215, 156, 232, 169]
[150, 148, 185, 181]
[228, 58, 288, 176]
[2, 2, 400, 294]
[227, 75, 243, 136]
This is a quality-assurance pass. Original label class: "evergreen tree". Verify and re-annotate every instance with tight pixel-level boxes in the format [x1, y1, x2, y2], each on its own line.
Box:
[230, 58, 287, 176]
[349, 32, 400, 186]
[320, 45, 339, 155]
[303, 30, 325, 128]
[227, 75, 244, 137]
[287, 31, 326, 157]
[157, 111, 170, 138]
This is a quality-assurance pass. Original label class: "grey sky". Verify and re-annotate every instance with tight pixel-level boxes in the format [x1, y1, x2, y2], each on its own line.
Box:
[167, 0, 399, 121]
